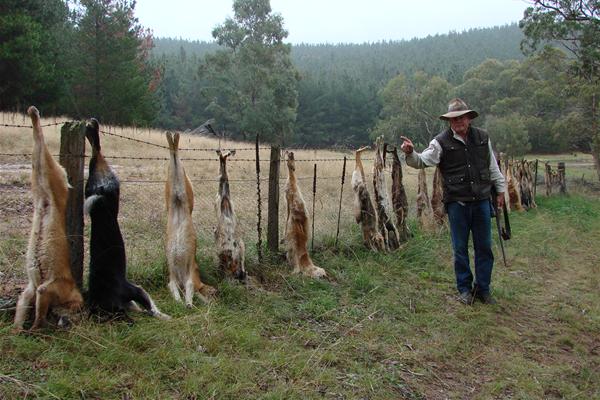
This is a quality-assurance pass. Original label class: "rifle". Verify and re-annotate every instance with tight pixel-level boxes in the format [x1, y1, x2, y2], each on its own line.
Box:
[490, 186, 510, 267]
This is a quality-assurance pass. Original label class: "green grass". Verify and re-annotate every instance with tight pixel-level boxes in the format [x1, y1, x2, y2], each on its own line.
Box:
[1, 194, 600, 399]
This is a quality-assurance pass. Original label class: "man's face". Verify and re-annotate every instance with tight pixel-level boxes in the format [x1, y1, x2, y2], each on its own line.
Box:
[449, 114, 471, 136]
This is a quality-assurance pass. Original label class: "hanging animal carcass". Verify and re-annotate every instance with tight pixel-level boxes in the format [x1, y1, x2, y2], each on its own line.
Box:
[373, 136, 399, 250]
[506, 160, 524, 212]
[416, 169, 435, 230]
[165, 132, 216, 306]
[14, 107, 83, 331]
[214, 149, 247, 282]
[431, 167, 446, 226]
[284, 151, 327, 278]
[517, 160, 537, 210]
[352, 146, 386, 251]
[386, 145, 410, 242]
[85, 119, 170, 320]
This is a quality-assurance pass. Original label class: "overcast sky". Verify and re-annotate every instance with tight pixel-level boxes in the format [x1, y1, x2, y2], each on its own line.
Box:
[135, 0, 530, 45]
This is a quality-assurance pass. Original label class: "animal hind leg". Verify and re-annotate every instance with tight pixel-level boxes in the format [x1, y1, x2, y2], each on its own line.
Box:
[167, 264, 183, 303]
[31, 283, 57, 330]
[168, 278, 183, 303]
[13, 283, 36, 331]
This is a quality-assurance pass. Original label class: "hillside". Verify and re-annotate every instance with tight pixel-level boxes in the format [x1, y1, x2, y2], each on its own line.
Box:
[151, 24, 526, 146]
[153, 24, 525, 84]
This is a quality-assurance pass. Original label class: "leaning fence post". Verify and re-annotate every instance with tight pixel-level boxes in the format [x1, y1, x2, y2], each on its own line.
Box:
[59, 121, 86, 289]
[335, 156, 347, 248]
[267, 145, 280, 253]
[557, 162, 567, 194]
[255, 135, 263, 263]
[533, 159, 539, 198]
[545, 163, 552, 196]
[311, 163, 317, 251]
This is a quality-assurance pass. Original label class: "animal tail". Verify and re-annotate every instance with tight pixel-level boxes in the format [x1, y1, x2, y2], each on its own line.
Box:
[166, 131, 180, 153]
[127, 283, 171, 320]
[85, 118, 101, 155]
[27, 106, 44, 142]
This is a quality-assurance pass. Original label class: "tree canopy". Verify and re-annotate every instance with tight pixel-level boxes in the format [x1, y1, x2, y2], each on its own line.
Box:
[198, 0, 299, 144]
[520, 0, 600, 179]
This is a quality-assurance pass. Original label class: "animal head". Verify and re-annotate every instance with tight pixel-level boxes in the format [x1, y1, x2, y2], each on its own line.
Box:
[53, 287, 84, 327]
[220, 250, 247, 283]
[371, 232, 386, 251]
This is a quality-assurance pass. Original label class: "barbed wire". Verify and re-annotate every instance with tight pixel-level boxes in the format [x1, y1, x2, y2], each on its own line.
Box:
[0, 121, 69, 128]
[98, 129, 271, 152]
[0, 152, 375, 163]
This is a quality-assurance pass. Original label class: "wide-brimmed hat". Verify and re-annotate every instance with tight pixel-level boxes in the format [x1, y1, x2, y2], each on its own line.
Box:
[439, 98, 479, 121]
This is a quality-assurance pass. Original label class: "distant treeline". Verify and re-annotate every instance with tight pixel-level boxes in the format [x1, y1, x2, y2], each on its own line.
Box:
[151, 25, 525, 146]
[0, 1, 585, 156]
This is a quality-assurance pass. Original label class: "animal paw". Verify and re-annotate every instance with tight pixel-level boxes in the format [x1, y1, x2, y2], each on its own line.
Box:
[200, 285, 217, 299]
[154, 311, 172, 321]
[305, 266, 327, 278]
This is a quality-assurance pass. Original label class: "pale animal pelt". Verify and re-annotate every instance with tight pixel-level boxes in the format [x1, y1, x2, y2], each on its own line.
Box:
[165, 131, 216, 306]
[214, 149, 247, 282]
[372, 136, 400, 250]
[352, 146, 386, 251]
[387, 145, 410, 243]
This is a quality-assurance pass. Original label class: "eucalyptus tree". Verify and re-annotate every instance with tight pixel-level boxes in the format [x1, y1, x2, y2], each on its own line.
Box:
[371, 71, 451, 149]
[520, 0, 600, 179]
[200, 0, 299, 144]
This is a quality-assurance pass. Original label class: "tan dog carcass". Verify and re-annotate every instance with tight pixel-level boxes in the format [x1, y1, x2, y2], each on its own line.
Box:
[284, 151, 327, 278]
[214, 149, 247, 282]
[165, 132, 215, 306]
[14, 106, 83, 330]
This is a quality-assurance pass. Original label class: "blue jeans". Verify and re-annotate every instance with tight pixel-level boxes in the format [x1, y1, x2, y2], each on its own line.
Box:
[446, 199, 494, 295]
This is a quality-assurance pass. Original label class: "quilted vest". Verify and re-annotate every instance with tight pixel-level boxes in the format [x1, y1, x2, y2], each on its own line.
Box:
[434, 126, 491, 203]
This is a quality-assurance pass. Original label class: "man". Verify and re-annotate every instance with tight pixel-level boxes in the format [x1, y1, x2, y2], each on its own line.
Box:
[400, 98, 505, 305]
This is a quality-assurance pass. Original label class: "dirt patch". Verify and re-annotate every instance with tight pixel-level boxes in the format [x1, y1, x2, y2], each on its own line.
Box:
[0, 272, 25, 300]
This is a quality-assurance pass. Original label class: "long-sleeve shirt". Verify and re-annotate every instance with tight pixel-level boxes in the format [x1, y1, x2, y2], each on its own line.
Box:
[405, 130, 506, 194]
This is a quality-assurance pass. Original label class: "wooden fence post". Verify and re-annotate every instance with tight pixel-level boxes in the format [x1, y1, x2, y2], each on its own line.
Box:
[59, 121, 86, 289]
[311, 163, 317, 252]
[557, 162, 567, 194]
[545, 163, 552, 196]
[255, 135, 263, 263]
[533, 159, 539, 198]
[267, 145, 280, 253]
[335, 156, 347, 248]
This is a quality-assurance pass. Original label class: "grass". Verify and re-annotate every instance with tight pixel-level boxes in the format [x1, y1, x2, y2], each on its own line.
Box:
[1, 112, 600, 398]
[1, 193, 599, 398]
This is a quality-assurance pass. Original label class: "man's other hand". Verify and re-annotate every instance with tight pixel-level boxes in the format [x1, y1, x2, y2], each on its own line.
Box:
[497, 193, 505, 209]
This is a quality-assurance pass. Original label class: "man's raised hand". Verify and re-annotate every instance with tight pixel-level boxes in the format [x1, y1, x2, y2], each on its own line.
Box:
[400, 136, 414, 154]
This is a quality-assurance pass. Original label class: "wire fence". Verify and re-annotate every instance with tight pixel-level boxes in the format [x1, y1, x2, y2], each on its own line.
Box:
[1, 118, 598, 284]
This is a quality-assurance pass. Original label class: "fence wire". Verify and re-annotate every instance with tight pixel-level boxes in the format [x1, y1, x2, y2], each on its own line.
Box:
[1, 122, 598, 286]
